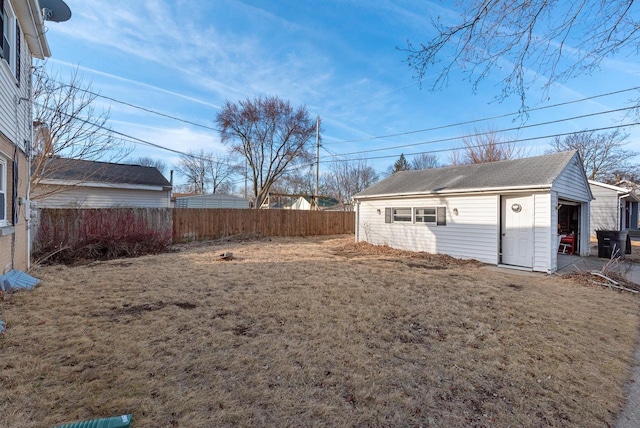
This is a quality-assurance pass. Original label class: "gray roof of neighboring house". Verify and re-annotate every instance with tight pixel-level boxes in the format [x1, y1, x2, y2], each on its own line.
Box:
[354, 151, 579, 199]
[37, 158, 172, 189]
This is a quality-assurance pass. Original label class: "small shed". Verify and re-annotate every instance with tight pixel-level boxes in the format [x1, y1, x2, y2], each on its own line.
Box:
[353, 151, 593, 273]
[589, 180, 640, 236]
[174, 193, 250, 209]
[33, 158, 172, 208]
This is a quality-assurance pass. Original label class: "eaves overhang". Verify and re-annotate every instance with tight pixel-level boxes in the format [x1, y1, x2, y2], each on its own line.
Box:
[353, 183, 554, 201]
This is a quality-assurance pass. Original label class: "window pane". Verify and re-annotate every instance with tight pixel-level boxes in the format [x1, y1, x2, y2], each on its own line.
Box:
[393, 207, 412, 222]
[415, 207, 436, 223]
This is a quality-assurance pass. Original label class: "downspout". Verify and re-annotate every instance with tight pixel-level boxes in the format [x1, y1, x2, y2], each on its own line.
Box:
[355, 200, 360, 242]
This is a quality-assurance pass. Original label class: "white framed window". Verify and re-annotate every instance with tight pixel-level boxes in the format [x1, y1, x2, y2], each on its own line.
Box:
[0, 158, 7, 226]
[415, 206, 446, 226]
[392, 207, 412, 222]
[385, 206, 446, 225]
[415, 207, 437, 223]
[385, 207, 412, 223]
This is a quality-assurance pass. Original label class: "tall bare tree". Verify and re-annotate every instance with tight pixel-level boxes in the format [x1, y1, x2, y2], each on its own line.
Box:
[216, 95, 316, 208]
[174, 149, 237, 194]
[404, 1, 640, 107]
[31, 67, 130, 198]
[450, 128, 523, 165]
[328, 159, 379, 205]
[547, 130, 635, 181]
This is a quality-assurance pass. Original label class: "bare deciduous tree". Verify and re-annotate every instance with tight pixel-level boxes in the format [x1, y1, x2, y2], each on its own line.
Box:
[328, 159, 379, 205]
[411, 153, 439, 170]
[174, 149, 237, 194]
[404, 1, 639, 107]
[450, 128, 523, 165]
[128, 156, 168, 176]
[547, 130, 636, 181]
[216, 95, 316, 208]
[31, 67, 131, 198]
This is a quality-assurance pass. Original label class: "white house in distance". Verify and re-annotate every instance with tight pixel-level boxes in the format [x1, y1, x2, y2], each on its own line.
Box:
[0, 0, 52, 271]
[174, 193, 250, 209]
[353, 151, 593, 274]
[589, 180, 640, 236]
[32, 158, 172, 208]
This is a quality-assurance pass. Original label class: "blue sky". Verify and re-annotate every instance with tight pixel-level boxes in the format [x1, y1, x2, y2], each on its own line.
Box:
[40, 1, 640, 187]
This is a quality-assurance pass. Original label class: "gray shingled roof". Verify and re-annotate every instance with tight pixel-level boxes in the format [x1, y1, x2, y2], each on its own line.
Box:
[354, 151, 578, 199]
[37, 158, 172, 189]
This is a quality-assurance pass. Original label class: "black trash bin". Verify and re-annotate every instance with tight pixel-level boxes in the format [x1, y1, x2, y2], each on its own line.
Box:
[596, 230, 628, 258]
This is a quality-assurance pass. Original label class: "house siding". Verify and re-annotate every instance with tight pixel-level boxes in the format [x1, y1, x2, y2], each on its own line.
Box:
[533, 192, 553, 273]
[552, 156, 591, 202]
[356, 194, 499, 265]
[175, 195, 250, 209]
[0, 3, 30, 153]
[589, 184, 621, 235]
[33, 186, 171, 208]
[0, 0, 32, 272]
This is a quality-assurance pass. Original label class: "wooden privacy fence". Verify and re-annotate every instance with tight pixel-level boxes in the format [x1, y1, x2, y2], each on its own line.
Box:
[173, 208, 356, 242]
[33, 208, 173, 259]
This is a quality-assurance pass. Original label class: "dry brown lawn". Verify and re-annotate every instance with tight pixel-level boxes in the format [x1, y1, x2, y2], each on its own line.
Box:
[1, 235, 640, 427]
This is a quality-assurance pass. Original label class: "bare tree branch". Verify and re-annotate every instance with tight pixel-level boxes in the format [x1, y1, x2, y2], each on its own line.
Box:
[403, 1, 640, 108]
[216, 95, 316, 208]
[31, 66, 131, 199]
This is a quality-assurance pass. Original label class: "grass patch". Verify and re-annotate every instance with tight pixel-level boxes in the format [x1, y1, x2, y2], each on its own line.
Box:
[1, 235, 639, 426]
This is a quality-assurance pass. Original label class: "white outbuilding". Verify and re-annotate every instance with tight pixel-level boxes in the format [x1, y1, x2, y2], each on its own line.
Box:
[353, 151, 593, 273]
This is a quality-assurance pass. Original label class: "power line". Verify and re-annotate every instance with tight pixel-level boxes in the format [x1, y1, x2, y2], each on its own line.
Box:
[38, 73, 640, 153]
[40, 77, 221, 132]
[319, 122, 640, 163]
[323, 85, 640, 146]
[34, 102, 243, 168]
[322, 105, 636, 158]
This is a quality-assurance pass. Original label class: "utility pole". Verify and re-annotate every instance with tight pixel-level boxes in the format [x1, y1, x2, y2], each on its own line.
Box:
[315, 116, 320, 197]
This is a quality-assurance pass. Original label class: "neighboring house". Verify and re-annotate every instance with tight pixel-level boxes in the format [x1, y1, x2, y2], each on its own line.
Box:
[588, 180, 640, 236]
[174, 193, 250, 209]
[353, 151, 593, 274]
[32, 158, 172, 208]
[289, 196, 341, 210]
[0, 0, 51, 271]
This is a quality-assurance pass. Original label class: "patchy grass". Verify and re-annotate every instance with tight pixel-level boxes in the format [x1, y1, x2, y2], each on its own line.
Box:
[1, 235, 639, 427]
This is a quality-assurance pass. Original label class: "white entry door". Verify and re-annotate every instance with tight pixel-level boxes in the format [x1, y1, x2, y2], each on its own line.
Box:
[501, 195, 533, 268]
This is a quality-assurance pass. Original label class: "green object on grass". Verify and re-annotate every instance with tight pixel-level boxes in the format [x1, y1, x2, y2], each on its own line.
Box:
[52, 414, 132, 428]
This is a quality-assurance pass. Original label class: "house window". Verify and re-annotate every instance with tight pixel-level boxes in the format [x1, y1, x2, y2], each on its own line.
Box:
[415, 207, 447, 226]
[391, 207, 412, 222]
[415, 207, 436, 223]
[0, 0, 19, 81]
[0, 158, 7, 226]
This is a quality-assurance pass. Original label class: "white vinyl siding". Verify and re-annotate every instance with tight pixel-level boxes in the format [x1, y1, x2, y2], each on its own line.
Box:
[589, 184, 621, 235]
[175, 194, 250, 209]
[0, 0, 29, 150]
[33, 185, 171, 208]
[357, 195, 499, 265]
[552, 156, 592, 202]
[533, 192, 552, 273]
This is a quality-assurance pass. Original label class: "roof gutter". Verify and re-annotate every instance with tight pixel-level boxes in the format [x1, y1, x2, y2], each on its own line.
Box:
[15, 0, 51, 59]
[353, 183, 553, 201]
